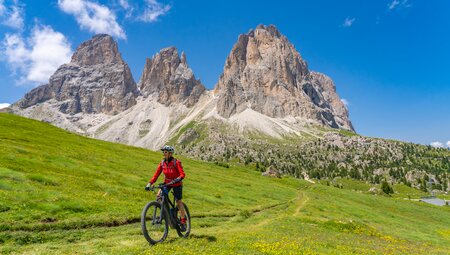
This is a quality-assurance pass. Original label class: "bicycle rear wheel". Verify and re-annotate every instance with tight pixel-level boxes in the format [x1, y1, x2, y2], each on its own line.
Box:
[141, 201, 168, 244]
[176, 202, 191, 238]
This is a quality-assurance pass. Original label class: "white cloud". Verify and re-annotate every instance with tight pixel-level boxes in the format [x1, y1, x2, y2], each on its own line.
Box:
[1, 0, 25, 30]
[138, 0, 171, 22]
[447, 141, 450, 148]
[430, 141, 444, 148]
[0, 0, 6, 16]
[1, 25, 72, 85]
[58, 0, 126, 39]
[387, 0, 411, 11]
[2, 33, 29, 73]
[0, 103, 11, 109]
[388, 0, 400, 10]
[27, 25, 73, 83]
[342, 17, 355, 28]
[341, 99, 349, 107]
[118, 0, 133, 18]
[118, 0, 130, 10]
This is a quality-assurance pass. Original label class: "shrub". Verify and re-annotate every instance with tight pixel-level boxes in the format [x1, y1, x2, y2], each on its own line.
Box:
[214, 162, 229, 168]
[381, 181, 394, 195]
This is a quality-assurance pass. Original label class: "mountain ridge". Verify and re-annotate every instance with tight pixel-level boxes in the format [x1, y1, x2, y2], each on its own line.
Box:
[10, 24, 353, 142]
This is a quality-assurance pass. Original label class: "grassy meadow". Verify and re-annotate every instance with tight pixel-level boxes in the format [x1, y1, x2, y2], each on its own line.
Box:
[0, 113, 449, 254]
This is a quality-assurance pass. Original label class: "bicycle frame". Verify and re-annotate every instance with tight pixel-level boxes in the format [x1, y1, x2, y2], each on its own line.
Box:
[155, 186, 178, 228]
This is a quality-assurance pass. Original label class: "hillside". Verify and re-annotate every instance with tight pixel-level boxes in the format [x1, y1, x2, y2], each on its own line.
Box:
[169, 118, 450, 193]
[0, 113, 449, 254]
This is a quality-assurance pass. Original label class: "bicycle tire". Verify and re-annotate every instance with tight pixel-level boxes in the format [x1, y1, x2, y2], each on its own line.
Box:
[175, 202, 191, 238]
[141, 201, 168, 244]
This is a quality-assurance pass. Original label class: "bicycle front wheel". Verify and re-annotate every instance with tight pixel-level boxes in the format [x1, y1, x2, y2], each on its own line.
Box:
[141, 201, 168, 244]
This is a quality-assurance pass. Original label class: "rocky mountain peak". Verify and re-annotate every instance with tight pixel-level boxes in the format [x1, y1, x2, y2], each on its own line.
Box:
[254, 24, 282, 38]
[214, 24, 353, 131]
[181, 51, 187, 64]
[139, 47, 205, 107]
[71, 34, 124, 66]
[14, 34, 138, 115]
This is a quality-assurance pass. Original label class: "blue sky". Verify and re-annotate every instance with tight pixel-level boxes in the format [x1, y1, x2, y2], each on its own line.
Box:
[0, 0, 449, 147]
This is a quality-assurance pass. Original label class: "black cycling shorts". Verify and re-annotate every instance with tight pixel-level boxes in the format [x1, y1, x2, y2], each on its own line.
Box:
[166, 186, 182, 200]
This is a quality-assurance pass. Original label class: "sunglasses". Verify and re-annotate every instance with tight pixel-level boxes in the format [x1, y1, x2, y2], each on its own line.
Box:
[163, 151, 170, 154]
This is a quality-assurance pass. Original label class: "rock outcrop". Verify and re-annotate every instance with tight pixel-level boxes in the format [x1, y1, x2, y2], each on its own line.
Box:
[139, 47, 206, 107]
[214, 24, 353, 131]
[310, 72, 353, 130]
[15, 34, 138, 115]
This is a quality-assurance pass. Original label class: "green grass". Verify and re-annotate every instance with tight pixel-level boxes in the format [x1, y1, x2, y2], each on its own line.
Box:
[94, 119, 116, 136]
[167, 120, 208, 146]
[245, 130, 308, 145]
[338, 129, 359, 137]
[0, 113, 449, 254]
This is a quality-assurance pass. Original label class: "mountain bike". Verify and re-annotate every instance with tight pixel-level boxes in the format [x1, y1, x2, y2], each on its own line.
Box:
[141, 183, 191, 244]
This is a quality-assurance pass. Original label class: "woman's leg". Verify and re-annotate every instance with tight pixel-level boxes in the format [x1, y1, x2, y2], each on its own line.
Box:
[174, 186, 186, 219]
[176, 199, 186, 219]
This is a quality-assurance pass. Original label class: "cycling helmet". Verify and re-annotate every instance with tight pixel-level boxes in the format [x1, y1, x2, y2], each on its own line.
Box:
[161, 145, 174, 153]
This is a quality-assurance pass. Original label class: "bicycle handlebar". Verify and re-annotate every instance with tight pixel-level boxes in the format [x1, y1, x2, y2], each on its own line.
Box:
[147, 179, 182, 192]
[148, 183, 168, 191]
[156, 183, 168, 189]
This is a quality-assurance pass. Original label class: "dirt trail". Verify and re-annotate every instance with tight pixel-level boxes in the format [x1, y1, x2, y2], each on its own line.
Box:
[293, 192, 309, 217]
[252, 191, 309, 228]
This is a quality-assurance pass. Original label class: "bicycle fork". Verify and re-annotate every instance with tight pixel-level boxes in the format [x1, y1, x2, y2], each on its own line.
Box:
[151, 201, 173, 226]
[151, 202, 165, 225]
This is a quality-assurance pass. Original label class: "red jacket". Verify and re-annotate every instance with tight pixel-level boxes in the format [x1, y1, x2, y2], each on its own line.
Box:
[149, 157, 185, 187]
